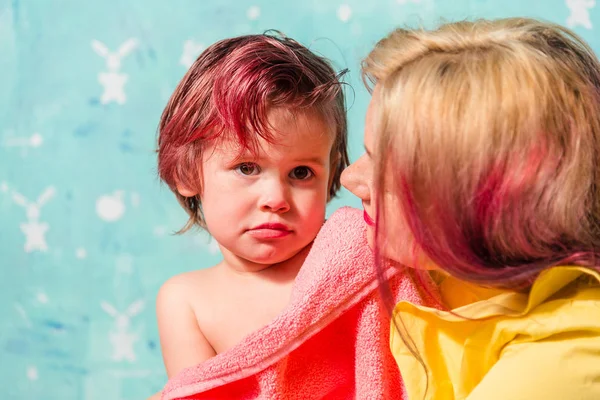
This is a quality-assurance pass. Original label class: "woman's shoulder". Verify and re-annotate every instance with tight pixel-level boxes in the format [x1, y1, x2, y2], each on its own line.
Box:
[467, 266, 600, 399]
[391, 266, 600, 399]
[467, 329, 600, 399]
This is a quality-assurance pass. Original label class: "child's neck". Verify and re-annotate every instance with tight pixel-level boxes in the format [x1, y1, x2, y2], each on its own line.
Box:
[220, 243, 313, 280]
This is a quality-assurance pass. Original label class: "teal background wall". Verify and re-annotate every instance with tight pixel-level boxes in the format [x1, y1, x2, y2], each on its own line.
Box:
[1, 1, 598, 398]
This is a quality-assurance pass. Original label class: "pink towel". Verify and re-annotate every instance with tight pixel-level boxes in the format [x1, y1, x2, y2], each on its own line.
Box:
[161, 207, 429, 400]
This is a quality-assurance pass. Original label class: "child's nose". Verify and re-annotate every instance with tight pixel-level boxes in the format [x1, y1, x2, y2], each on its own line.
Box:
[259, 180, 291, 213]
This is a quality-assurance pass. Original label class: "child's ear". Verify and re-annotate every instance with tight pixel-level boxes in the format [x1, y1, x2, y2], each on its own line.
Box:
[176, 181, 199, 197]
[327, 152, 342, 200]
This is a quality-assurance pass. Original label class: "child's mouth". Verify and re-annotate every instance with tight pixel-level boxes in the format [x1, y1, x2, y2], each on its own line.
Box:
[247, 223, 293, 239]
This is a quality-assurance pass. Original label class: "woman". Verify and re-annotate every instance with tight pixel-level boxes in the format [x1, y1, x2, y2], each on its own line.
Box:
[341, 18, 600, 399]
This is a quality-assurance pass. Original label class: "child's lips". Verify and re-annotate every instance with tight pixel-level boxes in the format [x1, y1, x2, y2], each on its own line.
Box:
[247, 223, 293, 239]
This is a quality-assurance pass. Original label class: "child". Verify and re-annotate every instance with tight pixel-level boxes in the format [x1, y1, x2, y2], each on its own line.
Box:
[155, 33, 349, 379]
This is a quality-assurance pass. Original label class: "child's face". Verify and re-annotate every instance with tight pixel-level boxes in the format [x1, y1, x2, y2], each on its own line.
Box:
[199, 108, 335, 266]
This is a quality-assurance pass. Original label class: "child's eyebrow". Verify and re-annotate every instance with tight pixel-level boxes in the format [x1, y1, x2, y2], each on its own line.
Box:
[293, 156, 328, 165]
[230, 150, 257, 162]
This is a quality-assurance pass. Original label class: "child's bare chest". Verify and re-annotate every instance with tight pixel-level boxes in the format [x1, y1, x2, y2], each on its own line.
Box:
[193, 278, 294, 354]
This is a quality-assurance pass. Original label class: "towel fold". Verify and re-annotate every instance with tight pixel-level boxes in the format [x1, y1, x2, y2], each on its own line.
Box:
[162, 207, 428, 400]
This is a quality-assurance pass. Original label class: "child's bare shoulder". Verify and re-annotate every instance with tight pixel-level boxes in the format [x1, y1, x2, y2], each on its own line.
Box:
[156, 265, 220, 375]
[157, 264, 221, 306]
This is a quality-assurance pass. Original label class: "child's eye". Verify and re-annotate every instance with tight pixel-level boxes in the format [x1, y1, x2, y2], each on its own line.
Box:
[289, 166, 313, 180]
[236, 163, 260, 176]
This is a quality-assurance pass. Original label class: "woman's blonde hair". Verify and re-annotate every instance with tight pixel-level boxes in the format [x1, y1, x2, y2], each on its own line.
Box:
[364, 18, 600, 288]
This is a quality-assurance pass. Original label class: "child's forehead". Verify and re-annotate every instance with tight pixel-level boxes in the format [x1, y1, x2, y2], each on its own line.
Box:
[216, 107, 333, 148]
[216, 131, 331, 156]
[267, 106, 332, 132]
[206, 122, 334, 163]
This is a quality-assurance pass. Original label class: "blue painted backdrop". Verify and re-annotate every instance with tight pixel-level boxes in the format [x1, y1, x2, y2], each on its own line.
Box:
[1, 0, 598, 398]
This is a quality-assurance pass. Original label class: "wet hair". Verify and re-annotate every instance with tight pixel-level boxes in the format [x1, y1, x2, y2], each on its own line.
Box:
[158, 32, 349, 231]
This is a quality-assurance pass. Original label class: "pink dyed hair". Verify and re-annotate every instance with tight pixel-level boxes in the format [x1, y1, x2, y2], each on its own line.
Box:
[363, 18, 600, 292]
[158, 32, 348, 231]
[363, 19, 600, 396]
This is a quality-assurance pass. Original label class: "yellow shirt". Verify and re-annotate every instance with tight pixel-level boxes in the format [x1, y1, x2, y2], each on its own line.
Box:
[390, 266, 600, 400]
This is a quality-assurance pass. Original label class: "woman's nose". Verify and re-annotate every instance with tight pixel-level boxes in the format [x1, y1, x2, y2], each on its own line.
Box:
[341, 156, 371, 202]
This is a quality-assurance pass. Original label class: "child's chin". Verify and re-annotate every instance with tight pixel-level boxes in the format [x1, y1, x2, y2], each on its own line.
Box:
[250, 254, 292, 265]
[247, 247, 306, 265]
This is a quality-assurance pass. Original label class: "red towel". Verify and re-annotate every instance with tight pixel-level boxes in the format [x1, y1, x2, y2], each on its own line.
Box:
[162, 207, 429, 399]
